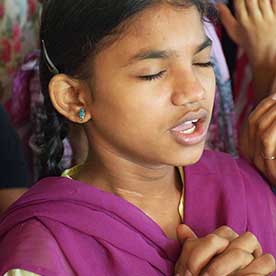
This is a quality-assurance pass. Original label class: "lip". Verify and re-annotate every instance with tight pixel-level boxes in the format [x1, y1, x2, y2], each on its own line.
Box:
[171, 109, 208, 130]
[170, 109, 209, 146]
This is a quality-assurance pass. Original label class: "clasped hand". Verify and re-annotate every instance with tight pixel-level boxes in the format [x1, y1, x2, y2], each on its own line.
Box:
[175, 224, 275, 276]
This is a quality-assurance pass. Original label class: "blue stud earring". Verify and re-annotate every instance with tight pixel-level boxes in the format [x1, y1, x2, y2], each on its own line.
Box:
[79, 107, 86, 121]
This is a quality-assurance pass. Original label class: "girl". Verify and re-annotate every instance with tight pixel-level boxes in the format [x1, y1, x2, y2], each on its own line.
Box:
[0, 0, 276, 275]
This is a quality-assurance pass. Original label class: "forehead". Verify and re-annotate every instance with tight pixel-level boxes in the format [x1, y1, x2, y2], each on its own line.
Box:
[98, 4, 206, 63]
[129, 3, 203, 38]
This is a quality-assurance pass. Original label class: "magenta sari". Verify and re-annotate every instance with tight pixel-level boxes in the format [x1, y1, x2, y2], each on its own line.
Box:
[0, 150, 276, 275]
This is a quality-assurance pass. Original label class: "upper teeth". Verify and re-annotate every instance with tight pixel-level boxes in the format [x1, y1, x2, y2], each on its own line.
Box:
[184, 119, 199, 125]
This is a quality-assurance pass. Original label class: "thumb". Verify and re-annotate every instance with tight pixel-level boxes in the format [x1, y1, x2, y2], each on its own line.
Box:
[270, 76, 276, 94]
[217, 3, 241, 45]
[176, 224, 197, 244]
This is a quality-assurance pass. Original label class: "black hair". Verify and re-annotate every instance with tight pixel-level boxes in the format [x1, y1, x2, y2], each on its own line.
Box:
[38, 0, 215, 178]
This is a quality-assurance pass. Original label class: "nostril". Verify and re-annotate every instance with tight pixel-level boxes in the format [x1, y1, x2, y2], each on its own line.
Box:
[171, 88, 205, 106]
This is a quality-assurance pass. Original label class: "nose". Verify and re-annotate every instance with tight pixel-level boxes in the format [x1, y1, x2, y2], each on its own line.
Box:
[170, 68, 206, 106]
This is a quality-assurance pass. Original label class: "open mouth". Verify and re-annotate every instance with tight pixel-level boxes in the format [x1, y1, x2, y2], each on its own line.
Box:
[178, 119, 199, 135]
[170, 111, 208, 146]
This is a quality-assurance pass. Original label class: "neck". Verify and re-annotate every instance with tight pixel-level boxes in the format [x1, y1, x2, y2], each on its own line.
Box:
[74, 143, 183, 239]
[77, 145, 182, 199]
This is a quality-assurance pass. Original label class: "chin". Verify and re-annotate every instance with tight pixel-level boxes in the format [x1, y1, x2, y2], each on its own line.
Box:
[173, 141, 205, 167]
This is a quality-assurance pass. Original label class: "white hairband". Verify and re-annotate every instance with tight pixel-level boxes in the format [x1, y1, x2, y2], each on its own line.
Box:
[41, 40, 59, 74]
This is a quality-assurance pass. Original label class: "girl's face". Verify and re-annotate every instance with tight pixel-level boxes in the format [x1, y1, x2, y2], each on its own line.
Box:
[87, 3, 216, 167]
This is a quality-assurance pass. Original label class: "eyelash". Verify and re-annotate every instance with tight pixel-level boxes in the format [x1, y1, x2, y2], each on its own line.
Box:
[139, 62, 213, 81]
[194, 61, 214, 68]
[139, 70, 166, 81]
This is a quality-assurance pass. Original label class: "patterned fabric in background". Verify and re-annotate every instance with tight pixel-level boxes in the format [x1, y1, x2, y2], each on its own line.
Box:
[6, 51, 72, 181]
[233, 49, 254, 134]
[204, 21, 237, 156]
[0, 0, 40, 102]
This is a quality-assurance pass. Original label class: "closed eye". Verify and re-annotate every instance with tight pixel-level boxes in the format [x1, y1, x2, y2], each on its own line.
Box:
[139, 70, 166, 81]
[193, 61, 214, 68]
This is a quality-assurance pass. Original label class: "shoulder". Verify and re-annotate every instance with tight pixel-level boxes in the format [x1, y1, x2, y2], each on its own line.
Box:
[199, 150, 272, 190]
[191, 150, 240, 175]
[235, 158, 276, 256]
[197, 151, 276, 255]
[192, 150, 275, 200]
[0, 219, 69, 275]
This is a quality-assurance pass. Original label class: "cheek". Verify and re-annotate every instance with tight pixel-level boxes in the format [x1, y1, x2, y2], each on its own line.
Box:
[92, 80, 159, 134]
[196, 69, 216, 101]
[204, 71, 216, 124]
[209, 71, 216, 103]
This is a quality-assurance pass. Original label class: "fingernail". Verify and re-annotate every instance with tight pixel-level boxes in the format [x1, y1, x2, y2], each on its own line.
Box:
[202, 273, 209, 276]
[271, 94, 276, 100]
[184, 270, 193, 276]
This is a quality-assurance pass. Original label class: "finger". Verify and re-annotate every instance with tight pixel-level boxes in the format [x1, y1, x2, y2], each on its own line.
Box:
[249, 119, 265, 167]
[217, 3, 241, 44]
[272, 0, 276, 14]
[248, 97, 276, 157]
[245, 0, 263, 21]
[254, 104, 276, 137]
[249, 104, 266, 173]
[261, 117, 276, 157]
[204, 248, 254, 276]
[249, 96, 276, 123]
[271, 80, 276, 93]
[213, 225, 239, 241]
[261, 120, 276, 184]
[258, 0, 274, 17]
[234, 0, 249, 22]
[235, 254, 276, 275]
[252, 104, 276, 172]
[177, 234, 229, 275]
[251, 102, 276, 175]
[176, 224, 197, 244]
[239, 122, 253, 161]
[225, 232, 263, 258]
[253, 138, 266, 175]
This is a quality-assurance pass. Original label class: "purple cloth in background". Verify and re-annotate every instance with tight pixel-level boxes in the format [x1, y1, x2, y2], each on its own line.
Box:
[204, 21, 237, 156]
[0, 150, 276, 275]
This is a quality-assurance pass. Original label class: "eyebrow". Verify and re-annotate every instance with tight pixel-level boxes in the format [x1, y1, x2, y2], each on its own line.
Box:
[126, 36, 212, 66]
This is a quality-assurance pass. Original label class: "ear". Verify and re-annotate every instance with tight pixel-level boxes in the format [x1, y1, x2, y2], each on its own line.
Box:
[49, 74, 92, 123]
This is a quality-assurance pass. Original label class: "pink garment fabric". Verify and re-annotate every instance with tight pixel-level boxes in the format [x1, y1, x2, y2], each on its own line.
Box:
[0, 150, 276, 275]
